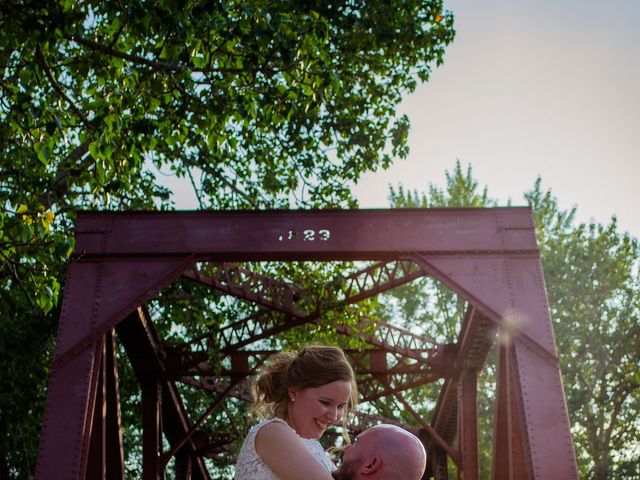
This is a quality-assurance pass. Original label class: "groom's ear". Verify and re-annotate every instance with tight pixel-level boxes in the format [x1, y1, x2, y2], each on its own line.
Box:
[361, 456, 381, 476]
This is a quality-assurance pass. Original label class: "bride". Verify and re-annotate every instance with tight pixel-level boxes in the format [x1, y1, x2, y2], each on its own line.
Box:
[234, 345, 357, 480]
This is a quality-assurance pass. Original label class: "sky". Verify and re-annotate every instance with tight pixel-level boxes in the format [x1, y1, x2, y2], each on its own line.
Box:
[351, 0, 640, 239]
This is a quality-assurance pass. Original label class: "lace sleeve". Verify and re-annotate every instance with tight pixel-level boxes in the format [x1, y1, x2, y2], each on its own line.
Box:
[234, 419, 282, 480]
[233, 418, 336, 479]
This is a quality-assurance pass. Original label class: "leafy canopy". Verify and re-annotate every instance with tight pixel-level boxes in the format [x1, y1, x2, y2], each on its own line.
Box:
[0, 1, 454, 477]
[1, 0, 454, 310]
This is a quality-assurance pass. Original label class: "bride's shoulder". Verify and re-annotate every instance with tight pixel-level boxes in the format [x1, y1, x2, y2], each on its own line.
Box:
[254, 417, 298, 443]
[251, 417, 292, 434]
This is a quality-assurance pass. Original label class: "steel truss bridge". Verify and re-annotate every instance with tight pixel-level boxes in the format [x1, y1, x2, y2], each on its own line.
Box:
[36, 208, 579, 479]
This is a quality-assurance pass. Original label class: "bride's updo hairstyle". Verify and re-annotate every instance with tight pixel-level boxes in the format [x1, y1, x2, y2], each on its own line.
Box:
[251, 345, 357, 428]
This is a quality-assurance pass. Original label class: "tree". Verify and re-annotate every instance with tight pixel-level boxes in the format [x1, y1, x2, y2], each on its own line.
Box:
[0, 1, 454, 477]
[384, 162, 640, 479]
[526, 181, 640, 479]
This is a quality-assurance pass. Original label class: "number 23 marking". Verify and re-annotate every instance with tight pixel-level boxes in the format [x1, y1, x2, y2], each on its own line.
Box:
[278, 229, 331, 241]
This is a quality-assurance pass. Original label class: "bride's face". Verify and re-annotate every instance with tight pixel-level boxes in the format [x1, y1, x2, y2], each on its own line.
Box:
[287, 380, 352, 440]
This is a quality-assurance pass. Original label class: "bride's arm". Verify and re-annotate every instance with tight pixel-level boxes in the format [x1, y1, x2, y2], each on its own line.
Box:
[255, 422, 334, 480]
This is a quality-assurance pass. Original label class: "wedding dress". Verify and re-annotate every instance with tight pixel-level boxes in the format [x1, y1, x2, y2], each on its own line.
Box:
[234, 417, 336, 479]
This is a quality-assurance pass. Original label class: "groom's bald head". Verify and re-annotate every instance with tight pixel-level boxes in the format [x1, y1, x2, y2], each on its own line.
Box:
[333, 424, 426, 480]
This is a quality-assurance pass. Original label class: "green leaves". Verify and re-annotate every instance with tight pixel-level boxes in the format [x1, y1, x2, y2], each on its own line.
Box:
[0, 1, 456, 476]
[34, 141, 52, 166]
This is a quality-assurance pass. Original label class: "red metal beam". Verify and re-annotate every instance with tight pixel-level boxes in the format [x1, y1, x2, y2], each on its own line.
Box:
[179, 261, 450, 403]
[335, 316, 443, 366]
[116, 309, 210, 480]
[85, 331, 125, 479]
[173, 344, 447, 415]
[492, 342, 511, 480]
[141, 378, 162, 480]
[423, 307, 495, 477]
[492, 341, 533, 480]
[86, 338, 106, 479]
[104, 331, 126, 480]
[186, 259, 426, 353]
[413, 249, 578, 478]
[183, 259, 424, 319]
[183, 262, 308, 317]
[72, 208, 539, 260]
[459, 368, 479, 479]
[166, 348, 443, 378]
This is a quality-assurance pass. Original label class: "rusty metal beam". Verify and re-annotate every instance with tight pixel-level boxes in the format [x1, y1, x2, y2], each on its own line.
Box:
[187, 259, 425, 353]
[165, 347, 449, 378]
[339, 260, 424, 303]
[184, 262, 308, 317]
[159, 381, 241, 472]
[178, 376, 253, 403]
[183, 258, 424, 323]
[105, 331, 126, 480]
[394, 389, 461, 468]
[141, 377, 162, 480]
[459, 368, 479, 479]
[86, 338, 106, 479]
[85, 331, 125, 480]
[116, 308, 210, 480]
[174, 345, 446, 409]
[413, 246, 578, 478]
[423, 307, 495, 477]
[335, 316, 443, 366]
[492, 341, 533, 480]
[72, 209, 539, 260]
[180, 261, 446, 394]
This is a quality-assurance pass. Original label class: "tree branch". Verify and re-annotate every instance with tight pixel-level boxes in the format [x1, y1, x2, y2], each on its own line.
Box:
[42, 140, 91, 210]
[71, 35, 246, 75]
[69, 34, 301, 78]
[35, 43, 90, 126]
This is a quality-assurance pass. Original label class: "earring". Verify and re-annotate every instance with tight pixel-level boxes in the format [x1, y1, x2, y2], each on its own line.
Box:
[290, 396, 296, 402]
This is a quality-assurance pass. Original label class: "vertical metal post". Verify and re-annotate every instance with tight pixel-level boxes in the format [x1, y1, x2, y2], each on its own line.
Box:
[142, 379, 163, 480]
[492, 343, 510, 480]
[369, 349, 388, 385]
[175, 450, 193, 480]
[87, 338, 106, 479]
[458, 368, 478, 479]
[432, 448, 450, 480]
[507, 346, 533, 480]
[36, 262, 105, 480]
[492, 341, 531, 480]
[104, 331, 125, 479]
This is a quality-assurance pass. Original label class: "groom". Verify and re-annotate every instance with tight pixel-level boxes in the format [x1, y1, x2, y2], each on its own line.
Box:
[332, 424, 426, 480]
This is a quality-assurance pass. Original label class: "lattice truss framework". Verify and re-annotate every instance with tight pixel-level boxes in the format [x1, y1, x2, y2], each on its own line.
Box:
[36, 209, 579, 480]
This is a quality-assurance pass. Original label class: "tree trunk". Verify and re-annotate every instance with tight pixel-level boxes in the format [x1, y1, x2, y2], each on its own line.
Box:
[593, 454, 610, 480]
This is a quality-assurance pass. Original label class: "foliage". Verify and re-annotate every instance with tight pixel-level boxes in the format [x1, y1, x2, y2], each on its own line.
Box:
[385, 161, 640, 479]
[0, 1, 454, 477]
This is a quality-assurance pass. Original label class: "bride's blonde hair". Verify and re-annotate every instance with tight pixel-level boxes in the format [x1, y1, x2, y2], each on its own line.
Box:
[251, 345, 358, 434]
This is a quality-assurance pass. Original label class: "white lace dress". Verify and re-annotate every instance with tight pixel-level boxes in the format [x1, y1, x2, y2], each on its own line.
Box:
[234, 418, 336, 480]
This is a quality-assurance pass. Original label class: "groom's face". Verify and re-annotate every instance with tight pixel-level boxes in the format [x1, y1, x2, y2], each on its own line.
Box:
[332, 429, 376, 479]
[331, 460, 358, 480]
